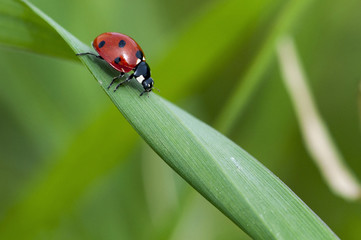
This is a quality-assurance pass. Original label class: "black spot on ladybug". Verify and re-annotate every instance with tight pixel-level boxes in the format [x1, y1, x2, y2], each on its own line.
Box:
[114, 57, 121, 64]
[136, 50, 143, 59]
[98, 40, 105, 48]
[119, 40, 126, 48]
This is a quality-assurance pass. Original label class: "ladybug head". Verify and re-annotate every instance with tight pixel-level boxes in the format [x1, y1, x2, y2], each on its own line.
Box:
[141, 77, 154, 92]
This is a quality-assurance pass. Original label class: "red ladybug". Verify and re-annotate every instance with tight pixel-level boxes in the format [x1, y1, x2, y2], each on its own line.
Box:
[77, 32, 154, 96]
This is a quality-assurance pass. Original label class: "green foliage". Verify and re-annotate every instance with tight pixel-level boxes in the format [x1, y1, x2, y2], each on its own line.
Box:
[0, 0, 360, 239]
[0, 0, 74, 58]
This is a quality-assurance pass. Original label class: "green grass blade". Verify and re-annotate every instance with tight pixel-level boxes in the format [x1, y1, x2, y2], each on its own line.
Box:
[0, 0, 74, 59]
[154, 0, 278, 101]
[214, 0, 312, 134]
[359, 82, 361, 129]
[0, 110, 138, 239]
[2, 0, 339, 239]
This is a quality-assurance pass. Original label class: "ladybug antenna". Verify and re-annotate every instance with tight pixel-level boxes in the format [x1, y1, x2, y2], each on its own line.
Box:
[153, 86, 160, 92]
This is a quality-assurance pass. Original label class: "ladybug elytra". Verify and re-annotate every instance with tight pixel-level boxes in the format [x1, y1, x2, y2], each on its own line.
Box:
[77, 32, 154, 96]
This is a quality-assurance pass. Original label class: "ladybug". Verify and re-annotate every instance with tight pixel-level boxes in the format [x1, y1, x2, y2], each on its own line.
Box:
[77, 32, 154, 96]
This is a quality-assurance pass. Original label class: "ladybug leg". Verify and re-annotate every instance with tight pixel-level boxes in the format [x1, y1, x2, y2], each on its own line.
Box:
[107, 72, 125, 89]
[76, 52, 103, 60]
[114, 73, 134, 92]
[139, 90, 148, 97]
[140, 88, 152, 97]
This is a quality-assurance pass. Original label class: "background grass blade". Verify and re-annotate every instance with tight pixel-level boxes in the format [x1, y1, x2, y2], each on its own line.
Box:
[2, 0, 340, 239]
[0, 111, 138, 239]
[0, 0, 74, 59]
[359, 82, 361, 129]
[277, 36, 361, 200]
[214, 0, 312, 134]
[153, 0, 278, 101]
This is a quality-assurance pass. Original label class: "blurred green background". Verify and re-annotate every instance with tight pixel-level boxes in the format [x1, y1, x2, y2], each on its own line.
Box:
[0, 0, 361, 239]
